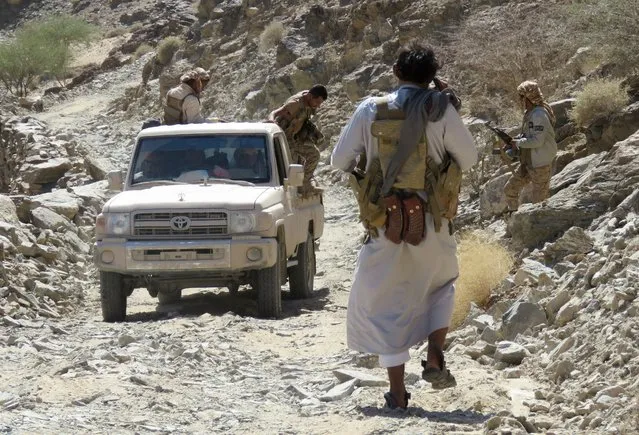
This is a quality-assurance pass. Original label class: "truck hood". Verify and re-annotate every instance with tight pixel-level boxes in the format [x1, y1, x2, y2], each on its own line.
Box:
[103, 184, 281, 212]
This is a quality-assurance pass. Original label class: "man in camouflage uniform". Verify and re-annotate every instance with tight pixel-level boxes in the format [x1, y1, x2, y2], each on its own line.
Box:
[504, 80, 557, 211]
[163, 67, 211, 125]
[268, 84, 328, 196]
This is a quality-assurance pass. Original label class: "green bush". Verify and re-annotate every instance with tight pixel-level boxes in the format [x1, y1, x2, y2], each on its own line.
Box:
[20, 14, 96, 48]
[569, 79, 628, 126]
[0, 15, 97, 95]
[156, 36, 183, 65]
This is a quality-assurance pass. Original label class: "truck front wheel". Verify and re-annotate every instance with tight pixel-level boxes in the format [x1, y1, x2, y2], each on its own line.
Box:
[158, 290, 182, 305]
[100, 271, 127, 322]
[255, 239, 283, 318]
[288, 230, 315, 299]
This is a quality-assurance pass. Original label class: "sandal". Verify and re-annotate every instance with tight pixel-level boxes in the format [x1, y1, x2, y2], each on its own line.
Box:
[421, 346, 457, 390]
[383, 391, 411, 410]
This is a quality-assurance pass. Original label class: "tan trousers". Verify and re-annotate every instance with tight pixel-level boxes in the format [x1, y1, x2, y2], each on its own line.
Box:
[504, 164, 552, 211]
[290, 140, 320, 188]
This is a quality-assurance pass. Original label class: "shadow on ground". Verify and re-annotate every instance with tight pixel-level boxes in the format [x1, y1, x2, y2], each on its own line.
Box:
[358, 405, 492, 425]
[125, 286, 331, 323]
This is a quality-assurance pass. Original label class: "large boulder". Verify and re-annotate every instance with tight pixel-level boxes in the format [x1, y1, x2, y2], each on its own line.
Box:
[542, 226, 594, 263]
[30, 207, 73, 232]
[508, 131, 639, 248]
[480, 172, 533, 219]
[84, 155, 114, 181]
[501, 301, 547, 340]
[0, 195, 19, 225]
[20, 158, 72, 185]
[549, 98, 576, 129]
[275, 37, 307, 68]
[343, 64, 388, 102]
[549, 152, 605, 195]
[585, 102, 639, 153]
[18, 190, 83, 221]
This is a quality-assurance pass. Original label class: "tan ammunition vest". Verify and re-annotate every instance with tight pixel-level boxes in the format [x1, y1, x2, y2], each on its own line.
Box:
[349, 97, 463, 235]
[163, 86, 197, 125]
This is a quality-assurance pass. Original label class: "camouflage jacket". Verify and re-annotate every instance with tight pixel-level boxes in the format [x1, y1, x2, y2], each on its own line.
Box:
[273, 91, 315, 141]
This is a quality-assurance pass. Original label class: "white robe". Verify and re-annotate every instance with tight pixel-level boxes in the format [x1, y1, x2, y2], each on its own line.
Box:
[331, 85, 478, 356]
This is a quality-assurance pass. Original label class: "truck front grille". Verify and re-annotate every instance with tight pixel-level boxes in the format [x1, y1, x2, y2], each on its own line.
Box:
[133, 211, 227, 239]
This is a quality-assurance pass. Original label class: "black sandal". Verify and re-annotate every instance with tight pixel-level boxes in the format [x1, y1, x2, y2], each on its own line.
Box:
[421, 346, 457, 390]
[383, 391, 411, 410]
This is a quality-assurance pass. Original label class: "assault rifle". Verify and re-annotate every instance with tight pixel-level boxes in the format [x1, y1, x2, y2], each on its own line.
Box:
[486, 122, 519, 161]
[486, 123, 513, 148]
[293, 120, 325, 148]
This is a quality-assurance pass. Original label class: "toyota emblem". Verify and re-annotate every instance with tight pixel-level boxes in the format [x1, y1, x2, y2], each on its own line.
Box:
[170, 216, 191, 231]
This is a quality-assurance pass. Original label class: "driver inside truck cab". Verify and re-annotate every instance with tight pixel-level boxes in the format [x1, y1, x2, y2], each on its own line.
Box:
[234, 147, 267, 177]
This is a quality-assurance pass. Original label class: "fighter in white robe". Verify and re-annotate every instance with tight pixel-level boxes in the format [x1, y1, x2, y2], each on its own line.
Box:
[331, 84, 477, 368]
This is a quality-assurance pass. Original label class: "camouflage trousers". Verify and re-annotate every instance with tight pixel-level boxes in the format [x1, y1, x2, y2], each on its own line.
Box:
[504, 163, 552, 211]
[290, 140, 320, 188]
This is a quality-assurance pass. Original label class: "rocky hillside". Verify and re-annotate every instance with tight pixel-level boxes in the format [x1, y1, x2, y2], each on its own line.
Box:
[1, 0, 638, 434]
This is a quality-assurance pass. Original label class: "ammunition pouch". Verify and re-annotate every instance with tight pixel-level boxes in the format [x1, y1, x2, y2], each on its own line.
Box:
[381, 192, 426, 245]
[349, 96, 465, 241]
[436, 156, 463, 221]
[348, 156, 386, 239]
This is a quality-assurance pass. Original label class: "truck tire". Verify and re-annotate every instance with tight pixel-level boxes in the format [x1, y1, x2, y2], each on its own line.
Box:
[158, 290, 182, 305]
[288, 231, 315, 299]
[255, 238, 282, 318]
[228, 283, 240, 295]
[100, 271, 127, 322]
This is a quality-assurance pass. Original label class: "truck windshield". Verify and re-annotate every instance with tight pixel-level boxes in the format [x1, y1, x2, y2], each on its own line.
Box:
[130, 134, 270, 185]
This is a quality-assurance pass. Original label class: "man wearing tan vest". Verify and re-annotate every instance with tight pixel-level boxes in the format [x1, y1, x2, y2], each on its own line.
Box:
[504, 80, 557, 212]
[163, 67, 211, 125]
[269, 85, 327, 197]
[331, 41, 477, 410]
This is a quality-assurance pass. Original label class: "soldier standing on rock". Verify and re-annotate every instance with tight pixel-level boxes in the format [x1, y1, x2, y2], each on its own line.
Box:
[268, 84, 328, 197]
[503, 80, 557, 212]
[330, 41, 477, 409]
[162, 67, 211, 125]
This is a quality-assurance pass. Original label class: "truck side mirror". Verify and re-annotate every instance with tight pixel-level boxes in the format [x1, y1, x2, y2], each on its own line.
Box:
[107, 170, 123, 192]
[287, 164, 304, 187]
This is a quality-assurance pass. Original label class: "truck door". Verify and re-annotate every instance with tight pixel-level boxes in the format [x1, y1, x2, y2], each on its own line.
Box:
[273, 134, 299, 248]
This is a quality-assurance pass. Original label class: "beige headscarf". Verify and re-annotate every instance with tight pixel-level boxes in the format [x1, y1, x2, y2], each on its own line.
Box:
[180, 67, 211, 83]
[517, 80, 556, 125]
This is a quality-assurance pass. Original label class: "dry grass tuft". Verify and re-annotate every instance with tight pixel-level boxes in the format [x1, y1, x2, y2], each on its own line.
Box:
[156, 36, 183, 65]
[133, 43, 153, 59]
[569, 78, 628, 127]
[258, 21, 284, 53]
[451, 231, 514, 330]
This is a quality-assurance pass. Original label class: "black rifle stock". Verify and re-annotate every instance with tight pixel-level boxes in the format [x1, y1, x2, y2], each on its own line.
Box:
[486, 123, 514, 149]
[486, 123, 518, 175]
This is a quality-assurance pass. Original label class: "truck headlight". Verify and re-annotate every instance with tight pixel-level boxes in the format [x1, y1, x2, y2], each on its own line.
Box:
[105, 213, 131, 236]
[229, 212, 256, 233]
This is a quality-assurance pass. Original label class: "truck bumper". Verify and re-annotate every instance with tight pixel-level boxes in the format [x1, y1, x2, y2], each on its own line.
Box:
[94, 238, 277, 274]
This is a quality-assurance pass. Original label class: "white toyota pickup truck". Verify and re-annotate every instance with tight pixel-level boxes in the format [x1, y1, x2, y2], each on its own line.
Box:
[94, 122, 324, 321]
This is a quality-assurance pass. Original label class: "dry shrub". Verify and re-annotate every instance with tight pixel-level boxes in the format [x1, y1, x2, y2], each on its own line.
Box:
[449, 3, 578, 122]
[450, 231, 513, 329]
[569, 0, 639, 73]
[569, 78, 628, 127]
[133, 43, 153, 59]
[157, 36, 183, 65]
[258, 21, 284, 53]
